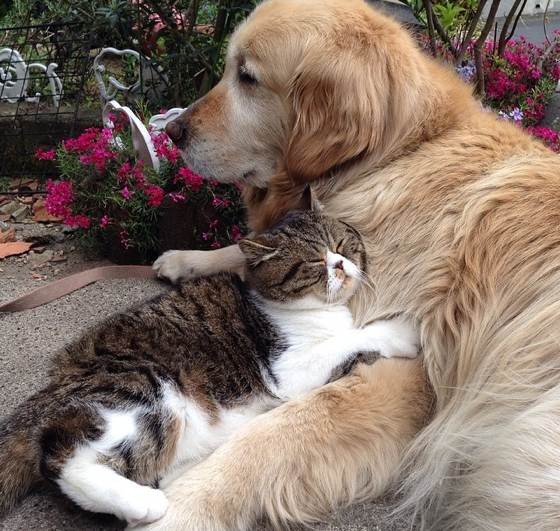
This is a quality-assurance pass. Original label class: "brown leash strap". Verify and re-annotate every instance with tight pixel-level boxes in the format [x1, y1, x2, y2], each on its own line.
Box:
[0, 265, 157, 313]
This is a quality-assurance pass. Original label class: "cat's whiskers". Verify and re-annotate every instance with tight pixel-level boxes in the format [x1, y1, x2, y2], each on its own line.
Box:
[357, 269, 377, 297]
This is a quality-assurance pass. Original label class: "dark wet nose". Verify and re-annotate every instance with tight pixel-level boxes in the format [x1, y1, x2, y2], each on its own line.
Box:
[165, 120, 187, 148]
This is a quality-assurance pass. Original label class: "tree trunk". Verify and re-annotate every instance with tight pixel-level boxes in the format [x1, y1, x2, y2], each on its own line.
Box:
[497, 0, 526, 56]
[455, 0, 489, 65]
[422, 0, 437, 56]
[474, 0, 502, 95]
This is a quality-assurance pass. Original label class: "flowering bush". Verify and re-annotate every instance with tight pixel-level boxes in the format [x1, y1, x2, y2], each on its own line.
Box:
[483, 35, 560, 129]
[527, 126, 560, 152]
[430, 31, 560, 152]
[39, 121, 245, 262]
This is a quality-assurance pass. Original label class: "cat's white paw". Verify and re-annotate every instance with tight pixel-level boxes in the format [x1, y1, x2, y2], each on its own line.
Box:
[121, 486, 168, 527]
[153, 250, 200, 283]
[361, 317, 419, 359]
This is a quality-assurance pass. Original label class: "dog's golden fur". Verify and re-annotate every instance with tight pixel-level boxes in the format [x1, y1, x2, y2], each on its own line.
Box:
[146, 0, 560, 529]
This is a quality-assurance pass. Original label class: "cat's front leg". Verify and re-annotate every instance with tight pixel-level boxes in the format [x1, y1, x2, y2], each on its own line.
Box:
[153, 245, 245, 283]
[359, 316, 420, 359]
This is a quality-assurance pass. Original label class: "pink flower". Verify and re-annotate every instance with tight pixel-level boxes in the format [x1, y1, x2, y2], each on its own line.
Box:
[168, 192, 186, 203]
[132, 161, 146, 187]
[212, 196, 231, 208]
[79, 149, 114, 173]
[117, 161, 133, 183]
[45, 180, 74, 218]
[211, 240, 222, 249]
[35, 148, 56, 161]
[99, 215, 110, 229]
[63, 128, 99, 152]
[121, 186, 133, 200]
[119, 229, 131, 249]
[64, 214, 91, 229]
[202, 232, 211, 241]
[528, 126, 560, 152]
[176, 167, 203, 192]
[231, 225, 243, 242]
[552, 62, 560, 81]
[65, 127, 116, 173]
[107, 112, 126, 133]
[152, 131, 181, 163]
[145, 185, 165, 207]
[116, 160, 145, 186]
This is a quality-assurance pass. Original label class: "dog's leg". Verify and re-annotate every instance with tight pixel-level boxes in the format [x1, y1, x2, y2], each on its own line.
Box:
[133, 358, 431, 531]
[153, 244, 245, 283]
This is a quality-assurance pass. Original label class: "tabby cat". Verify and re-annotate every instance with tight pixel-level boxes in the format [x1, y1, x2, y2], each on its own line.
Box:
[0, 211, 418, 525]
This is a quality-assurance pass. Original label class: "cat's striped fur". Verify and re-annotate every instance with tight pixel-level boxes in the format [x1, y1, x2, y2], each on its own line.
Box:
[0, 211, 418, 525]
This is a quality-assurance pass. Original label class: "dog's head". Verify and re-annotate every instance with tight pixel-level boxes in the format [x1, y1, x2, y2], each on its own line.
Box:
[166, 0, 426, 188]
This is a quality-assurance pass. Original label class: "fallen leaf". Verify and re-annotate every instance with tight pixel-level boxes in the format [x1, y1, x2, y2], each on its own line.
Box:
[0, 241, 32, 259]
[31, 272, 43, 279]
[0, 228, 16, 244]
[32, 198, 61, 223]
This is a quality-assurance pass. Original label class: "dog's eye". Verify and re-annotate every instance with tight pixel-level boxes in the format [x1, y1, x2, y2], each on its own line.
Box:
[238, 64, 258, 86]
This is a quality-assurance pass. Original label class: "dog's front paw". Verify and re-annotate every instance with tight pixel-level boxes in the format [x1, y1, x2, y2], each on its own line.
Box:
[153, 250, 199, 283]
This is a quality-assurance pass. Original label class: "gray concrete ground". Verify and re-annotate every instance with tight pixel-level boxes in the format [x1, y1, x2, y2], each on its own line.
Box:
[0, 222, 408, 530]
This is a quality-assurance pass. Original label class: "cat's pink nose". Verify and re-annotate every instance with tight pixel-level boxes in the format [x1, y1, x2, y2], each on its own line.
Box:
[334, 260, 344, 271]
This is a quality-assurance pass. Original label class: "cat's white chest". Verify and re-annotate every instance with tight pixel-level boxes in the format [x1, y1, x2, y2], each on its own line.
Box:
[266, 303, 358, 399]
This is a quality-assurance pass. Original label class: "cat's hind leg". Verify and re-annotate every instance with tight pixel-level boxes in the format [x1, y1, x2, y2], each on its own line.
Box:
[41, 406, 168, 525]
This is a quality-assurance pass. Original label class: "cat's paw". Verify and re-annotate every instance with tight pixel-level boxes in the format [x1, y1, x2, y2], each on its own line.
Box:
[153, 250, 203, 283]
[121, 487, 168, 527]
[361, 317, 419, 359]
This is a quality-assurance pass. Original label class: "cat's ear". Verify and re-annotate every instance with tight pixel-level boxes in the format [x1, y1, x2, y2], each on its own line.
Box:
[299, 185, 324, 213]
[239, 239, 278, 267]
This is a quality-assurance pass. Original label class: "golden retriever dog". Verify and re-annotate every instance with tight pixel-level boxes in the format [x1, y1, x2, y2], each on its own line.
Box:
[146, 0, 560, 529]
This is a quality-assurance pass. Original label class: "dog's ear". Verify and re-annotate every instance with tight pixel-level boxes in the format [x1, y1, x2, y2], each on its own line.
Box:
[242, 174, 308, 233]
[285, 29, 421, 184]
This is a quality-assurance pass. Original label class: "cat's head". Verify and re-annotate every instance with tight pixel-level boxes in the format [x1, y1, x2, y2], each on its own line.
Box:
[239, 211, 366, 305]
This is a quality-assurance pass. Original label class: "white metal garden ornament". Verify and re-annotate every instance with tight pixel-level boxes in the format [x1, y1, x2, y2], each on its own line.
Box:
[94, 47, 167, 103]
[96, 47, 185, 173]
[102, 100, 186, 173]
[0, 48, 63, 106]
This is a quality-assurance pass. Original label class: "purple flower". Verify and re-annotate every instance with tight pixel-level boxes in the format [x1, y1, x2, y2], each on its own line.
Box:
[510, 108, 524, 122]
[456, 62, 476, 82]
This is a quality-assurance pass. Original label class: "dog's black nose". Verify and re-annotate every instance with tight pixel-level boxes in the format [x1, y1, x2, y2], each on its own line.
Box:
[165, 120, 187, 148]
